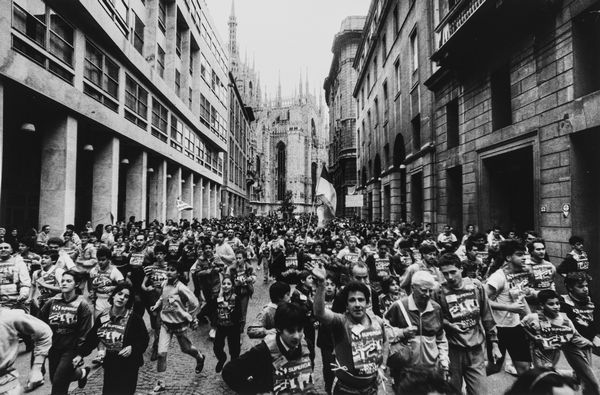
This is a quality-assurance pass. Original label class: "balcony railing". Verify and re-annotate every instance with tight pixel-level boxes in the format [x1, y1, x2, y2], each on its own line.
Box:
[437, 0, 487, 49]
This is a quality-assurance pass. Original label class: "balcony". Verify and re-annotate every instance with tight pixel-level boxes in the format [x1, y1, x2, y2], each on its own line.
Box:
[431, 0, 563, 67]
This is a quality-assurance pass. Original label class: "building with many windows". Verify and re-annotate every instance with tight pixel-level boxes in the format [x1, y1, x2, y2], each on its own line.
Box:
[1, 0, 229, 234]
[223, 71, 254, 217]
[324, 16, 366, 216]
[425, 0, 597, 267]
[354, 0, 436, 224]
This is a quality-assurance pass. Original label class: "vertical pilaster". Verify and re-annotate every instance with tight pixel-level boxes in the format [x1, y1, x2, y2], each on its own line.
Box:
[39, 115, 77, 236]
[390, 171, 402, 223]
[125, 150, 147, 226]
[92, 137, 120, 225]
[167, 167, 182, 220]
[148, 159, 167, 222]
[202, 179, 210, 219]
[193, 174, 203, 220]
[372, 182, 381, 222]
[182, 172, 193, 221]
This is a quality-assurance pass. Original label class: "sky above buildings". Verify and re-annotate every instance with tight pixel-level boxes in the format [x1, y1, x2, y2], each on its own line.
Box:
[204, 0, 370, 101]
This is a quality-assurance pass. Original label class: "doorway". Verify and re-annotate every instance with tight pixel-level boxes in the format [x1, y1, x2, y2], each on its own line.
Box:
[481, 146, 534, 234]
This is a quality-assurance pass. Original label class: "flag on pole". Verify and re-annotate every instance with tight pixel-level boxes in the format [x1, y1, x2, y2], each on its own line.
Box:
[315, 165, 337, 228]
[176, 198, 193, 212]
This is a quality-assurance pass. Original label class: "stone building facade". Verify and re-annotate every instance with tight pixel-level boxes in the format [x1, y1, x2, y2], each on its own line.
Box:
[0, 0, 229, 235]
[354, 0, 437, 224]
[324, 16, 366, 217]
[252, 92, 329, 215]
[223, 71, 254, 217]
[426, 0, 600, 270]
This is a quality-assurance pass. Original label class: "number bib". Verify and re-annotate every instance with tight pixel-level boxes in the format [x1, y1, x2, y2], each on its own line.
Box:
[444, 286, 480, 330]
[149, 266, 168, 289]
[538, 319, 574, 350]
[129, 253, 145, 267]
[530, 263, 554, 290]
[97, 312, 130, 352]
[350, 322, 384, 375]
[272, 354, 314, 394]
[48, 298, 81, 333]
[91, 271, 114, 296]
[374, 258, 390, 277]
[286, 256, 298, 269]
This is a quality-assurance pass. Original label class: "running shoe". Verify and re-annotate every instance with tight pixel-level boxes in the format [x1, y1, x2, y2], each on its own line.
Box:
[153, 380, 166, 393]
[209, 328, 216, 340]
[78, 367, 91, 389]
[196, 354, 206, 373]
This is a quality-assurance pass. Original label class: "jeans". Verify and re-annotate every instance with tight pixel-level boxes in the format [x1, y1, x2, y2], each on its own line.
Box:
[449, 344, 486, 395]
[563, 344, 600, 395]
[214, 325, 241, 362]
[48, 348, 83, 395]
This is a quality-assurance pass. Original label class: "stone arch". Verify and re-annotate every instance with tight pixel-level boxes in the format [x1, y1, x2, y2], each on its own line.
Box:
[393, 133, 406, 167]
[276, 141, 286, 200]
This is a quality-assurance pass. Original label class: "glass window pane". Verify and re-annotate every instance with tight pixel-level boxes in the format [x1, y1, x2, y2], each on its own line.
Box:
[49, 12, 73, 44]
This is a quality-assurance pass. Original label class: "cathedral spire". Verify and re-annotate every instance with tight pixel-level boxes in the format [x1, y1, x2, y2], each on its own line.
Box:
[228, 0, 238, 72]
[305, 68, 309, 100]
[277, 71, 282, 106]
[299, 72, 303, 101]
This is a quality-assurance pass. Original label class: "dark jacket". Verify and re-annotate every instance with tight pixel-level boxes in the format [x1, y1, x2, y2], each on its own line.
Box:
[81, 310, 149, 367]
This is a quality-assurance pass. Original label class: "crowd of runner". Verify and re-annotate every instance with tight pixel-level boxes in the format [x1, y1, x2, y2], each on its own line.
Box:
[0, 217, 597, 395]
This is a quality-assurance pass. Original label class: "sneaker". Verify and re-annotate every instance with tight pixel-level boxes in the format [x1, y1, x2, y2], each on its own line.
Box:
[209, 328, 216, 340]
[150, 347, 158, 361]
[196, 354, 206, 374]
[91, 355, 104, 366]
[215, 359, 225, 373]
[504, 361, 517, 376]
[153, 380, 166, 393]
[78, 367, 91, 389]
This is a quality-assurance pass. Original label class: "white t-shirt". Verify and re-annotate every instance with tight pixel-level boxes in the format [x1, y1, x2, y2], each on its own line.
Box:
[486, 267, 530, 327]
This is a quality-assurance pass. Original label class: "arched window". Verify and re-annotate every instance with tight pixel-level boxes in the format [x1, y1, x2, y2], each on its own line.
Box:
[276, 142, 286, 200]
[311, 119, 317, 147]
[256, 155, 261, 176]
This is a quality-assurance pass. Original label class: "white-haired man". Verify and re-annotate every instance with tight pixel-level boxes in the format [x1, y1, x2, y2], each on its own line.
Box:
[385, 271, 449, 379]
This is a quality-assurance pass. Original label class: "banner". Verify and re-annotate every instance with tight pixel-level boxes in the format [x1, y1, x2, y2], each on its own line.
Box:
[345, 195, 364, 207]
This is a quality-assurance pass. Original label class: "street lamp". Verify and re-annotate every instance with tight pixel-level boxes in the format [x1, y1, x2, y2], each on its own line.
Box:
[83, 144, 94, 152]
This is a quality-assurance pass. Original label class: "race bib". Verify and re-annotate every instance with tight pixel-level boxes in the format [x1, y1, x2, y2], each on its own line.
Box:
[130, 253, 144, 267]
[350, 323, 383, 375]
[49, 302, 79, 328]
[272, 354, 314, 394]
[97, 313, 129, 352]
[375, 258, 390, 277]
[445, 288, 480, 330]
[285, 257, 298, 269]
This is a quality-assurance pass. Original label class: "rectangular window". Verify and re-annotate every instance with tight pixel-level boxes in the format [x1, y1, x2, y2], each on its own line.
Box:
[412, 115, 421, 151]
[393, 5, 399, 34]
[573, 11, 600, 97]
[84, 40, 119, 111]
[374, 98, 379, 126]
[381, 34, 387, 60]
[125, 75, 148, 128]
[446, 99, 459, 148]
[200, 54, 208, 82]
[156, 44, 165, 78]
[176, 30, 182, 57]
[394, 59, 401, 94]
[170, 114, 183, 151]
[491, 64, 512, 130]
[199, 94, 210, 127]
[383, 81, 389, 121]
[188, 87, 193, 109]
[189, 48, 195, 75]
[175, 69, 181, 97]
[151, 98, 168, 141]
[100, 0, 128, 34]
[158, 0, 166, 33]
[131, 12, 144, 55]
[12, 1, 75, 83]
[373, 56, 378, 82]
[410, 30, 419, 73]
